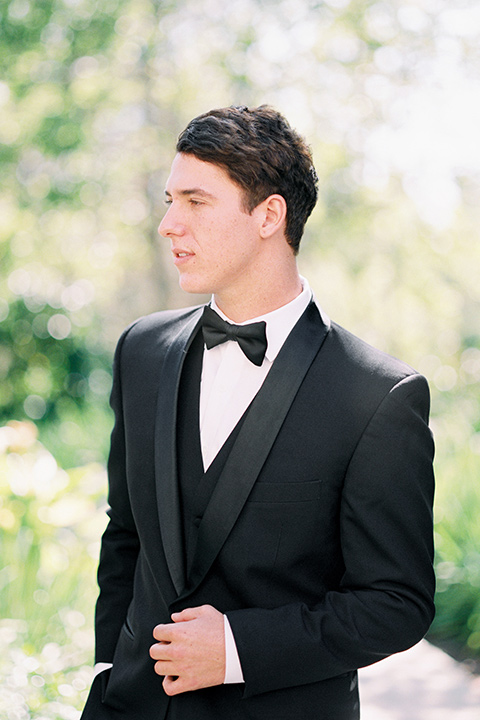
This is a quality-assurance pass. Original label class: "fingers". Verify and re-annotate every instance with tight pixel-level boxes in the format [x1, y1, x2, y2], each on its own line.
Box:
[153, 606, 215, 642]
[152, 623, 170, 642]
[149, 640, 172, 661]
[170, 607, 197, 622]
[171, 604, 212, 623]
[153, 659, 171, 677]
[152, 606, 207, 640]
[149, 605, 225, 692]
[153, 657, 178, 679]
[150, 638, 173, 678]
[162, 674, 191, 696]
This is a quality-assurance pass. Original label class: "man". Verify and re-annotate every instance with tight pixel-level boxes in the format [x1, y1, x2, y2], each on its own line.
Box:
[81, 105, 435, 719]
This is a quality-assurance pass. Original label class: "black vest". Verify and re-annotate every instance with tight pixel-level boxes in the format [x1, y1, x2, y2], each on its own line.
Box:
[176, 329, 247, 575]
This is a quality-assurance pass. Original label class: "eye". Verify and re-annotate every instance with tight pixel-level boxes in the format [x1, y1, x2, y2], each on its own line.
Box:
[164, 198, 172, 206]
[189, 199, 203, 206]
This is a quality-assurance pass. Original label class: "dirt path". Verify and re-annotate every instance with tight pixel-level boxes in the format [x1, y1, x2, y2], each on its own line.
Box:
[359, 640, 480, 719]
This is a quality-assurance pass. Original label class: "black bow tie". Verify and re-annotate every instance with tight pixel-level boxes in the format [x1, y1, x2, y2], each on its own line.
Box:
[201, 305, 268, 366]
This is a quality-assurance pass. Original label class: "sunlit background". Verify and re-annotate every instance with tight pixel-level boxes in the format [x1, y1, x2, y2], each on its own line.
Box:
[1, 0, 480, 716]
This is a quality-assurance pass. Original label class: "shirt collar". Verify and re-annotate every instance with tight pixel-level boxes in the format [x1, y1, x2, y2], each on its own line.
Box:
[210, 276, 313, 362]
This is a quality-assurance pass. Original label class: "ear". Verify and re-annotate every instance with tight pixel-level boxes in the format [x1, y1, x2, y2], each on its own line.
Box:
[258, 194, 287, 239]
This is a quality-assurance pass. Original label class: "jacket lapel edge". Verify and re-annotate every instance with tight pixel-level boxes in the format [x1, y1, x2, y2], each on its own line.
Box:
[154, 308, 203, 596]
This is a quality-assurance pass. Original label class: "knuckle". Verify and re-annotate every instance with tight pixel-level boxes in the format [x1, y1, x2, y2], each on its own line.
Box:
[168, 645, 178, 660]
[151, 642, 167, 659]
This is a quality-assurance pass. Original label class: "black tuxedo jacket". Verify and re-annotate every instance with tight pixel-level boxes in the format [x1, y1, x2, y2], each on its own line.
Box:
[81, 301, 435, 720]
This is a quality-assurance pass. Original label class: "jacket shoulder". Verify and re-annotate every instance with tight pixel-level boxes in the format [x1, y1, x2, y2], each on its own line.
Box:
[320, 321, 431, 427]
[328, 320, 419, 384]
[121, 304, 202, 344]
[110, 306, 203, 375]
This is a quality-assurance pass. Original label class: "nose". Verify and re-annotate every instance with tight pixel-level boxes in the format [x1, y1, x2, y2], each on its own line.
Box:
[158, 208, 171, 238]
[158, 204, 183, 239]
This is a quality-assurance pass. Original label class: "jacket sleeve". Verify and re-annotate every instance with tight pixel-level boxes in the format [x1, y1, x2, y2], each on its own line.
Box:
[94, 326, 141, 664]
[227, 373, 435, 698]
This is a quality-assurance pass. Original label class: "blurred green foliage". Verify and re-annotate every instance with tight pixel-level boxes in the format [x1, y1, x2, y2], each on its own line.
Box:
[0, 298, 112, 468]
[0, 422, 106, 717]
[1, 0, 480, 715]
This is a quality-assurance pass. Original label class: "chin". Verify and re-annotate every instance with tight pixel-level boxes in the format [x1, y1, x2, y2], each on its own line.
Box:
[178, 276, 211, 296]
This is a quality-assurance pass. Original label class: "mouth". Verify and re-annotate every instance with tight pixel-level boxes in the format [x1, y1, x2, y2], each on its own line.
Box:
[172, 248, 194, 265]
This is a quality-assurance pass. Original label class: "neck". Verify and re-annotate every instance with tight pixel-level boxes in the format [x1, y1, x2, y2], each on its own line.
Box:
[213, 263, 303, 323]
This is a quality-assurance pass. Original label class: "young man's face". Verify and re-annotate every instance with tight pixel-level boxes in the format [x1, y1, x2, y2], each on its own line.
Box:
[158, 153, 264, 303]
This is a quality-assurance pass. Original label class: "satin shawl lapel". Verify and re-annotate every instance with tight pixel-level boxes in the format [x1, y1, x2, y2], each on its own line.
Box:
[180, 301, 331, 599]
[154, 307, 203, 596]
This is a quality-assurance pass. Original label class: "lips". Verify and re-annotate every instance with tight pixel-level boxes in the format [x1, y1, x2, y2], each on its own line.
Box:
[172, 247, 194, 265]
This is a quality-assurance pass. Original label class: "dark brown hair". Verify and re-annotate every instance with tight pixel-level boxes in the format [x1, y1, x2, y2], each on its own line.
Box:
[176, 105, 318, 254]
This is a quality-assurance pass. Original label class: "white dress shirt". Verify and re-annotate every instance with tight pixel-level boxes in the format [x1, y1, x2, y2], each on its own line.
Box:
[200, 277, 312, 470]
[201, 277, 313, 682]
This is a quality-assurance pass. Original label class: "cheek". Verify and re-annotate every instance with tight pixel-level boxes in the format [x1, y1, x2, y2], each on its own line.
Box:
[223, 220, 256, 258]
[199, 214, 255, 272]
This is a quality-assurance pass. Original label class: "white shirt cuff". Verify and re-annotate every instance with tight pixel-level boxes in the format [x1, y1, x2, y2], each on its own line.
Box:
[223, 614, 245, 684]
[93, 662, 113, 678]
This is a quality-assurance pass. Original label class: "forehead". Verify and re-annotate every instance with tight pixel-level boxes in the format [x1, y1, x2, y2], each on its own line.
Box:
[165, 153, 241, 197]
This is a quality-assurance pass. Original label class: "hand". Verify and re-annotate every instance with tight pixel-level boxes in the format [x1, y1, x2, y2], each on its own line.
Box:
[149, 604, 225, 695]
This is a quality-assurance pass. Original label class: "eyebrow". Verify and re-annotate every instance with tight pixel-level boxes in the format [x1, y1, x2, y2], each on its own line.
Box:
[164, 188, 216, 200]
